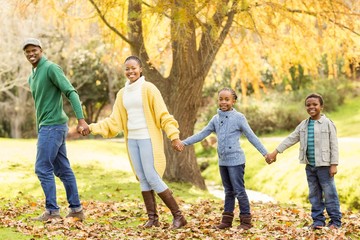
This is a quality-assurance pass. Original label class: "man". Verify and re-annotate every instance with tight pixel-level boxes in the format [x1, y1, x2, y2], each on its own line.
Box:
[23, 38, 89, 221]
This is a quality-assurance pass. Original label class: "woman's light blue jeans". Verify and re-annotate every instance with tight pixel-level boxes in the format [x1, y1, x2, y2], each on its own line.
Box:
[35, 124, 81, 211]
[219, 164, 250, 215]
[127, 138, 168, 193]
[305, 165, 342, 228]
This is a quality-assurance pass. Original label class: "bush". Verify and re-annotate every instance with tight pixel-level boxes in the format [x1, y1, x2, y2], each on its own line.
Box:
[238, 95, 307, 135]
[241, 105, 277, 135]
[293, 77, 354, 112]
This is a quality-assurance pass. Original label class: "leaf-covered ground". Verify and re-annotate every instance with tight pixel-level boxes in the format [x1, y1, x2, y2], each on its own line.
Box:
[1, 196, 359, 240]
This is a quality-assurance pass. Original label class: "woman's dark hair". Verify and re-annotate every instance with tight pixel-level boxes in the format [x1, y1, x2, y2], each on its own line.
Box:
[305, 93, 324, 106]
[218, 87, 238, 101]
[124, 55, 142, 67]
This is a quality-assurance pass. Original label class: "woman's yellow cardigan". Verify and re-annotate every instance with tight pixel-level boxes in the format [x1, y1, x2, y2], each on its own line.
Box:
[89, 81, 180, 177]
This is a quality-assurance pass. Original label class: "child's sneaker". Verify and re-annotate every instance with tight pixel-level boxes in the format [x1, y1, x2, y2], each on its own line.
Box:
[66, 209, 85, 221]
[32, 210, 61, 221]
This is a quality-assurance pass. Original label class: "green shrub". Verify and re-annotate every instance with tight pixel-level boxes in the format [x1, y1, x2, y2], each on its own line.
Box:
[294, 77, 354, 112]
[241, 105, 277, 135]
[238, 95, 307, 135]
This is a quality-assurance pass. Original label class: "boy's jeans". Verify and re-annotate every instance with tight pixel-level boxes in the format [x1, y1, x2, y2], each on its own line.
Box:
[35, 124, 81, 211]
[305, 165, 342, 227]
[219, 164, 250, 215]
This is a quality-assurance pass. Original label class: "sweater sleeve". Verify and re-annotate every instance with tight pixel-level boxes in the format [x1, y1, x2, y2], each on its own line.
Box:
[90, 90, 124, 138]
[182, 117, 215, 146]
[48, 63, 84, 119]
[240, 115, 268, 156]
[68, 91, 84, 119]
[148, 84, 180, 140]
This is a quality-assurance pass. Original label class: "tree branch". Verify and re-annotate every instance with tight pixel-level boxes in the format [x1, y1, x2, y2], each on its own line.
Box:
[251, 2, 360, 36]
[88, 0, 132, 44]
[198, 0, 239, 77]
[128, 0, 164, 85]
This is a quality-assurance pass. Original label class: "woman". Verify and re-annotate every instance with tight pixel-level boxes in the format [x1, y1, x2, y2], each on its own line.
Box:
[89, 56, 187, 229]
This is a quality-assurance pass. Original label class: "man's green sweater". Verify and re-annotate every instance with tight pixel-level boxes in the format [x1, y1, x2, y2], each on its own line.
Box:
[28, 56, 84, 129]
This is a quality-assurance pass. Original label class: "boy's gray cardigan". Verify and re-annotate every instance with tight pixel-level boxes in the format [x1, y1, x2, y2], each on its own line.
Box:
[182, 108, 268, 166]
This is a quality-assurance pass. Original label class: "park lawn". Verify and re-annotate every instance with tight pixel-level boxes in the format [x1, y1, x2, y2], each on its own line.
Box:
[242, 138, 360, 211]
[1, 138, 360, 239]
[199, 136, 360, 212]
[328, 95, 360, 137]
[0, 138, 218, 239]
[1, 96, 359, 239]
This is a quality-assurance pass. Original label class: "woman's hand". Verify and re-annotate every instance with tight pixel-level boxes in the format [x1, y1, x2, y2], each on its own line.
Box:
[171, 139, 184, 152]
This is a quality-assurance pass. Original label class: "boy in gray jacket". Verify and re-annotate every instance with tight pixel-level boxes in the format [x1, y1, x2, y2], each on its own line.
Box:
[267, 93, 341, 229]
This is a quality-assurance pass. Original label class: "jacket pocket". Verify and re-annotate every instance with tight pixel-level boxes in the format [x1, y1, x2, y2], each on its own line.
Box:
[299, 147, 306, 162]
[320, 128, 330, 149]
[300, 128, 306, 143]
[321, 149, 330, 162]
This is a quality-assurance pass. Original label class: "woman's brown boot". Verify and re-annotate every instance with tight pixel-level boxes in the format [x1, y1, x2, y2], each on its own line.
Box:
[238, 214, 253, 230]
[214, 212, 234, 229]
[157, 189, 187, 229]
[141, 190, 160, 228]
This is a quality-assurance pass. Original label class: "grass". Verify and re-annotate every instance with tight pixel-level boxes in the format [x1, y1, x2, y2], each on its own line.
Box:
[0, 138, 216, 238]
[0, 138, 133, 201]
[328, 95, 360, 137]
[0, 228, 29, 240]
[1, 96, 359, 238]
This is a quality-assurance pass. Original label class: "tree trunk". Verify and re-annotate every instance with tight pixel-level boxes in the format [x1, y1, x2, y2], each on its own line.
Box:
[163, 140, 205, 189]
[162, 77, 206, 189]
[11, 115, 22, 138]
[6, 88, 30, 138]
[146, 69, 207, 190]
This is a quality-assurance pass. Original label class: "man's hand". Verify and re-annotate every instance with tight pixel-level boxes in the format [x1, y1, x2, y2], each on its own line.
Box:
[77, 119, 90, 136]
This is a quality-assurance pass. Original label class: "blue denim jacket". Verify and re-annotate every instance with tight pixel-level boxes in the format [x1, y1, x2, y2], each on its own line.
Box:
[276, 114, 339, 166]
[182, 109, 268, 166]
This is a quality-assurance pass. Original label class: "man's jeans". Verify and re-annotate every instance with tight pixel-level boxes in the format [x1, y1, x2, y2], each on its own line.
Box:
[305, 165, 342, 227]
[127, 138, 168, 193]
[35, 124, 81, 211]
[219, 164, 250, 215]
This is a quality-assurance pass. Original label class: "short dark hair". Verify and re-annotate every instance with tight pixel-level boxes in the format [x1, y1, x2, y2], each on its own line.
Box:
[305, 93, 324, 106]
[218, 87, 238, 101]
[124, 55, 142, 67]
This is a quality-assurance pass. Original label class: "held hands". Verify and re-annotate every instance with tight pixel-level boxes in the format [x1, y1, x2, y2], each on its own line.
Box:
[265, 150, 278, 164]
[171, 139, 184, 152]
[77, 119, 90, 136]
